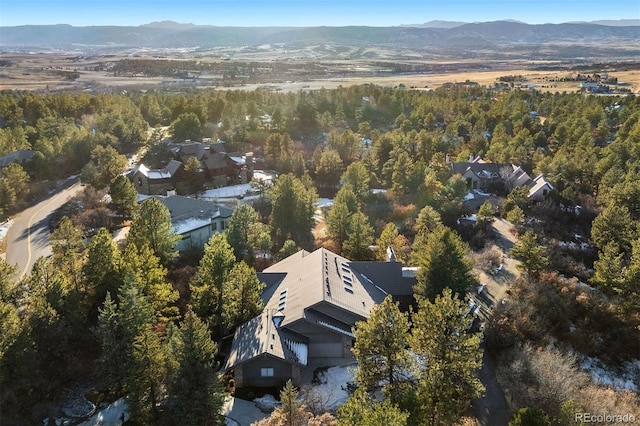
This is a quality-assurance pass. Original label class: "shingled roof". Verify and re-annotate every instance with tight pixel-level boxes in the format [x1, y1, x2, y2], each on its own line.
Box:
[258, 248, 387, 329]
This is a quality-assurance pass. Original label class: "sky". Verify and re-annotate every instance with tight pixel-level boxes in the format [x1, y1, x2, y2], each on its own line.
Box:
[1, 0, 638, 27]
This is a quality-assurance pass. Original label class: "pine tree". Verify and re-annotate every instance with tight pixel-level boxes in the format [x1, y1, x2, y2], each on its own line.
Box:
[341, 162, 370, 201]
[338, 388, 408, 426]
[269, 173, 318, 249]
[97, 292, 128, 390]
[168, 309, 225, 426]
[126, 324, 167, 422]
[376, 222, 408, 263]
[222, 262, 265, 330]
[410, 288, 484, 426]
[50, 215, 86, 292]
[343, 211, 374, 261]
[510, 230, 548, 281]
[326, 201, 353, 252]
[128, 198, 180, 265]
[476, 200, 494, 230]
[352, 296, 412, 399]
[122, 243, 179, 322]
[83, 227, 121, 310]
[109, 175, 137, 217]
[191, 233, 235, 337]
[413, 226, 477, 301]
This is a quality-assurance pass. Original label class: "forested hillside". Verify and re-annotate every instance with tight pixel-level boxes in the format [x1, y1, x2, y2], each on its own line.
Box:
[1, 85, 639, 424]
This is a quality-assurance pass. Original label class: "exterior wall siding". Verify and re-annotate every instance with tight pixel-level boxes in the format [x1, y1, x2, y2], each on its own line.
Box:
[240, 355, 298, 388]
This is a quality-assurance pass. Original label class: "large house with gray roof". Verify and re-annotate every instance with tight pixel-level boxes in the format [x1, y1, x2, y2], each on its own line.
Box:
[225, 247, 416, 388]
[153, 194, 234, 252]
[451, 155, 554, 200]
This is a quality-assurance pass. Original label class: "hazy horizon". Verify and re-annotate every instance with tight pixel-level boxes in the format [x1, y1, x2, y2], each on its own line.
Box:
[1, 0, 638, 27]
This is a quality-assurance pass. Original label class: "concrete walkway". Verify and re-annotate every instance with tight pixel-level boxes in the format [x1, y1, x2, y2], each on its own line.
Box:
[222, 396, 268, 426]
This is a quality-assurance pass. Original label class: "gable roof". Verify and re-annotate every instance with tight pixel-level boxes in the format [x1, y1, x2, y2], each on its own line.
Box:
[528, 174, 554, 198]
[135, 159, 183, 180]
[260, 248, 387, 329]
[451, 158, 505, 178]
[348, 261, 416, 297]
[225, 309, 309, 370]
[154, 195, 234, 234]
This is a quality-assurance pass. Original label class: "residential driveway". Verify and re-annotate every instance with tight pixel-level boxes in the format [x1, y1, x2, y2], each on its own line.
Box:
[223, 396, 268, 426]
[472, 352, 511, 426]
[471, 218, 520, 426]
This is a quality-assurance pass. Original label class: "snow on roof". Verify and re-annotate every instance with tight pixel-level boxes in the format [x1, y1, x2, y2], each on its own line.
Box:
[174, 217, 214, 235]
[202, 183, 252, 199]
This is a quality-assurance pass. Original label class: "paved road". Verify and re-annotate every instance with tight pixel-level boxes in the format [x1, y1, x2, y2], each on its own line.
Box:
[6, 178, 84, 280]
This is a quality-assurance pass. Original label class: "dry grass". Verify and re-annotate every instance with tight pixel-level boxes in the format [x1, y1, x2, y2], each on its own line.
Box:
[2, 52, 639, 93]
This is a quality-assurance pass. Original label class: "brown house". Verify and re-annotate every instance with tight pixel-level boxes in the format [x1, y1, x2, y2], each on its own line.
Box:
[172, 141, 253, 188]
[130, 160, 183, 195]
[225, 248, 415, 388]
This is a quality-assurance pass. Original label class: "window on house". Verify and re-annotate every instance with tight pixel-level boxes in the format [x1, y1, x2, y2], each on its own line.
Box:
[543, 189, 548, 197]
[211, 222, 218, 232]
[260, 368, 274, 377]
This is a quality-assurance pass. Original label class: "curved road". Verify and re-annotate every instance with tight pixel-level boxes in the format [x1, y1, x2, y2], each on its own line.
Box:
[6, 178, 84, 280]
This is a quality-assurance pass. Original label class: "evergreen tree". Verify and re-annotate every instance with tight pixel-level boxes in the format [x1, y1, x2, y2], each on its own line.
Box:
[226, 203, 271, 260]
[376, 222, 408, 264]
[414, 205, 442, 235]
[128, 197, 180, 265]
[352, 296, 412, 398]
[97, 292, 128, 390]
[338, 388, 408, 426]
[269, 173, 318, 249]
[172, 112, 203, 142]
[413, 226, 477, 301]
[83, 227, 121, 310]
[410, 288, 484, 425]
[326, 201, 353, 252]
[278, 239, 301, 260]
[109, 175, 137, 217]
[476, 200, 495, 230]
[50, 216, 86, 292]
[191, 233, 235, 337]
[590, 204, 636, 253]
[510, 230, 548, 281]
[343, 211, 374, 261]
[126, 324, 167, 422]
[341, 162, 370, 201]
[122, 243, 179, 322]
[222, 262, 265, 330]
[168, 309, 226, 426]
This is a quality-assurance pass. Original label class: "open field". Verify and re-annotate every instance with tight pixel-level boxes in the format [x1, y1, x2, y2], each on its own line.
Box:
[1, 52, 639, 94]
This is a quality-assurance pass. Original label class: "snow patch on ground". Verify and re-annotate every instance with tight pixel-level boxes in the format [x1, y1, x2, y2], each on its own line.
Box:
[254, 394, 280, 412]
[0, 219, 12, 240]
[463, 192, 475, 201]
[307, 365, 355, 410]
[316, 198, 334, 208]
[76, 398, 129, 426]
[580, 356, 640, 392]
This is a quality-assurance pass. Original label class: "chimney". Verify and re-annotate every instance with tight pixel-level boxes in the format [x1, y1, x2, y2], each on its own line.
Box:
[445, 153, 451, 164]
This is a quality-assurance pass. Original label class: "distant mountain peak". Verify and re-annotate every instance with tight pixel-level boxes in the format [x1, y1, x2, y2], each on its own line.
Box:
[401, 20, 467, 29]
[140, 21, 200, 29]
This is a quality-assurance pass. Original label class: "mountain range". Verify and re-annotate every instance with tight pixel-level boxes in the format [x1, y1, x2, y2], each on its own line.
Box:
[1, 20, 638, 52]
